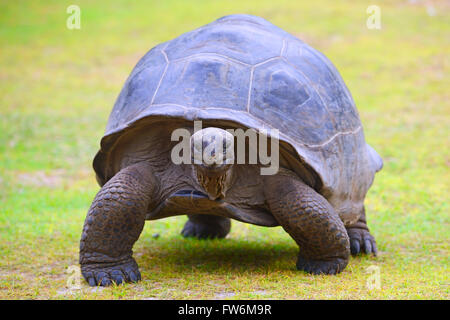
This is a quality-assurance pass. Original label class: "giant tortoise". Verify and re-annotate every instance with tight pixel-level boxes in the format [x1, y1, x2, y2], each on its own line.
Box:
[80, 14, 383, 286]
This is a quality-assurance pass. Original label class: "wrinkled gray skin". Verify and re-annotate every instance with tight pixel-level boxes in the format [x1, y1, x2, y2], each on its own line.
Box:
[80, 14, 382, 286]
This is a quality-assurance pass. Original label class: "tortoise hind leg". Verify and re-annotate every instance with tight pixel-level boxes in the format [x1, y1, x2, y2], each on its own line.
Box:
[79, 162, 159, 286]
[346, 207, 378, 256]
[181, 214, 231, 239]
[264, 174, 350, 275]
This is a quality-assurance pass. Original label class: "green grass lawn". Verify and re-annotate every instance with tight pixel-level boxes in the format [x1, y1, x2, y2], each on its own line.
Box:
[0, 0, 448, 299]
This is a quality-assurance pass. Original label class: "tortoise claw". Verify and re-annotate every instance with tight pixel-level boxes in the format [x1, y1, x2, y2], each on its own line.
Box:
[81, 258, 141, 287]
[296, 255, 348, 275]
[350, 239, 360, 255]
[347, 228, 377, 256]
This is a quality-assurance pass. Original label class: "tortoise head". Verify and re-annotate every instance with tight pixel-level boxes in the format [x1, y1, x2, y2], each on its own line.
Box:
[190, 127, 234, 200]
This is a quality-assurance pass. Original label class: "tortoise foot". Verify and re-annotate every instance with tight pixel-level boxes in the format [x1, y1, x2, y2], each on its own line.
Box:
[347, 227, 378, 256]
[81, 257, 141, 287]
[181, 216, 230, 239]
[296, 255, 348, 275]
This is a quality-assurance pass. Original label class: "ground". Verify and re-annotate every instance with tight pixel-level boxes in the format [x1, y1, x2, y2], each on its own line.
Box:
[0, 0, 448, 299]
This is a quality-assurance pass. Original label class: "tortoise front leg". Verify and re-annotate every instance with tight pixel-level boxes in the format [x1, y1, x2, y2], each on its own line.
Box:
[346, 207, 378, 256]
[264, 175, 350, 275]
[79, 162, 159, 286]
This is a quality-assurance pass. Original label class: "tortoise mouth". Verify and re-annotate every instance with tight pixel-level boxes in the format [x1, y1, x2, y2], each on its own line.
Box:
[194, 163, 232, 173]
[193, 164, 231, 201]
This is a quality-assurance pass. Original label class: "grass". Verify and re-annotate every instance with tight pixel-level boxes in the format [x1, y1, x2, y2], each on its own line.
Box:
[0, 0, 449, 299]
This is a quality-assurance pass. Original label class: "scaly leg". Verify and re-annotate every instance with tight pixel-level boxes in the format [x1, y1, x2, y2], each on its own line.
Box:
[79, 162, 159, 286]
[181, 214, 231, 239]
[265, 174, 350, 275]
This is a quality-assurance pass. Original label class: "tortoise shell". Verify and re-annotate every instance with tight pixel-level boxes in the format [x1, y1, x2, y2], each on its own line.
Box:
[94, 14, 382, 225]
